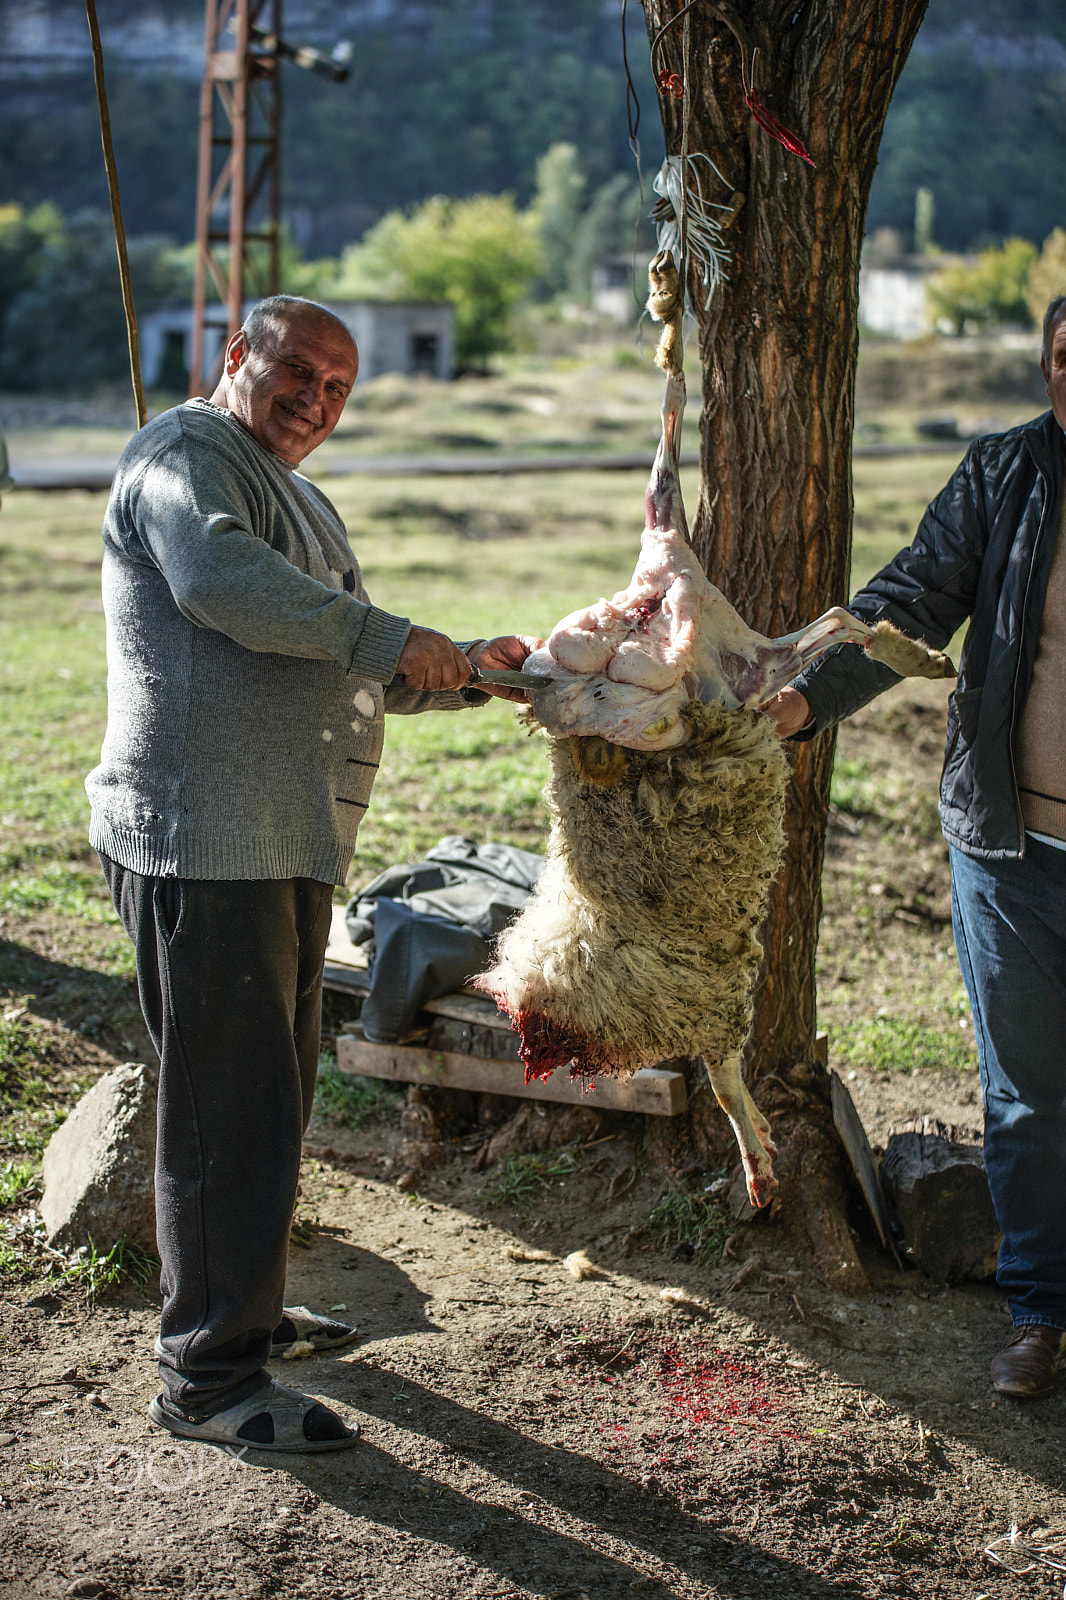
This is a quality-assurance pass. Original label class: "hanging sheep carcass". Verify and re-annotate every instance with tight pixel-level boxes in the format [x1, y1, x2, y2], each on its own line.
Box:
[476, 250, 953, 1208]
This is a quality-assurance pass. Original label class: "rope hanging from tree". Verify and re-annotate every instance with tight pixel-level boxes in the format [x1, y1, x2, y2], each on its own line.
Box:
[637, 0, 817, 329]
[649, 0, 817, 168]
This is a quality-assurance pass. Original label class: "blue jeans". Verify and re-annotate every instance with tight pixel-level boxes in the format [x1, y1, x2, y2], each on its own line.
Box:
[950, 840, 1066, 1329]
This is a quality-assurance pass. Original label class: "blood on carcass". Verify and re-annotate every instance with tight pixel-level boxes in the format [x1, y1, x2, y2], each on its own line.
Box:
[516, 1008, 598, 1086]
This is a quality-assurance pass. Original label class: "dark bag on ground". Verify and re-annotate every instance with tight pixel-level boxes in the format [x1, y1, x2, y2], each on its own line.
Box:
[344, 835, 544, 1043]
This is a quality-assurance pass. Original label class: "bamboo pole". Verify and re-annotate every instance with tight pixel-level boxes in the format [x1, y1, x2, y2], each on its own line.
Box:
[85, 0, 147, 428]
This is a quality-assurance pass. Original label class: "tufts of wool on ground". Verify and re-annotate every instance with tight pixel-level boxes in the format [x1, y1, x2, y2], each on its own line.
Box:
[477, 703, 788, 1083]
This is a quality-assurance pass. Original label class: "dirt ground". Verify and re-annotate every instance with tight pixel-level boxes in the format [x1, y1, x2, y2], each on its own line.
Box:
[2, 686, 1065, 1600]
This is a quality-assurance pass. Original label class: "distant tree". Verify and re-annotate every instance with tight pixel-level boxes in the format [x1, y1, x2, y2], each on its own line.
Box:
[567, 172, 655, 306]
[927, 238, 1038, 334]
[1025, 228, 1066, 329]
[913, 185, 936, 254]
[0, 212, 191, 392]
[529, 143, 587, 300]
[0, 203, 65, 361]
[329, 194, 543, 371]
[869, 42, 1066, 250]
[164, 226, 338, 310]
[526, 143, 655, 306]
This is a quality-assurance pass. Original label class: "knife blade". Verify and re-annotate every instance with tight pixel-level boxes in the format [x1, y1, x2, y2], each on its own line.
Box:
[469, 667, 555, 691]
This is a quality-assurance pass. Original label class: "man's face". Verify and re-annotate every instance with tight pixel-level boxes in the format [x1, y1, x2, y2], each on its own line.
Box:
[1041, 312, 1066, 432]
[223, 310, 358, 464]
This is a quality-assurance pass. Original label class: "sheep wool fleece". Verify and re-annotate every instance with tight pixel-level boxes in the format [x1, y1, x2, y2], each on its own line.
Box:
[87, 398, 436, 884]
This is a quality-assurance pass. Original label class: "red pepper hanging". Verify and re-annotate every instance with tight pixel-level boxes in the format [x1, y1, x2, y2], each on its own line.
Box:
[744, 87, 815, 166]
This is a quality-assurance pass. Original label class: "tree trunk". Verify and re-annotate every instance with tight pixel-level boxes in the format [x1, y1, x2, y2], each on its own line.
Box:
[642, 0, 928, 1285]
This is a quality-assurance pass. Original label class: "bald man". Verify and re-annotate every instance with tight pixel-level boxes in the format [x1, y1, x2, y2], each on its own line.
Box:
[88, 296, 535, 1452]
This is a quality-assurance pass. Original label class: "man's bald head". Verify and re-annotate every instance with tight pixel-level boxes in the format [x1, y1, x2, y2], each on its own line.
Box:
[211, 297, 359, 465]
[240, 296, 355, 361]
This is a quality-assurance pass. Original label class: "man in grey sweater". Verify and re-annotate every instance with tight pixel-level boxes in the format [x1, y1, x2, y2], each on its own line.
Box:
[87, 295, 536, 1452]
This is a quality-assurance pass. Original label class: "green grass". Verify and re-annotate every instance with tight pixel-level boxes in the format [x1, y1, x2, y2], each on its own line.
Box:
[59, 1235, 160, 1307]
[480, 1148, 582, 1207]
[830, 754, 942, 840]
[0, 487, 117, 930]
[0, 1158, 37, 1208]
[0, 1238, 39, 1281]
[832, 1008, 977, 1076]
[645, 1183, 731, 1264]
[313, 1058, 403, 1128]
[851, 454, 967, 588]
[0, 1009, 93, 1161]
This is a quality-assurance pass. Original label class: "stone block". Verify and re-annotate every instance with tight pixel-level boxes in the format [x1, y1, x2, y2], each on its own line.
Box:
[40, 1062, 158, 1254]
[881, 1129, 1000, 1281]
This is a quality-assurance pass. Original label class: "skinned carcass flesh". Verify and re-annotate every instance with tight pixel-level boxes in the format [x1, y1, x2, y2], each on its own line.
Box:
[519, 358, 952, 755]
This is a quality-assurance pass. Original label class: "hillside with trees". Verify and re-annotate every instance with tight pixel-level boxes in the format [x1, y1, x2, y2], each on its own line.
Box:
[0, 0, 1064, 389]
[0, 0, 1063, 258]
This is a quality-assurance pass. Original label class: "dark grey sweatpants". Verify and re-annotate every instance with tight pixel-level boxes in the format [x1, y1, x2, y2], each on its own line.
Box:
[101, 857, 333, 1418]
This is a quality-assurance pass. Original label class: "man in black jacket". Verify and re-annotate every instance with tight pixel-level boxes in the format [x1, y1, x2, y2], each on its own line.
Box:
[768, 297, 1066, 1400]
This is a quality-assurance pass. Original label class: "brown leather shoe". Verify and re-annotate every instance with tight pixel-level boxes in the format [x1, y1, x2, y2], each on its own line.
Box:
[990, 1324, 1066, 1398]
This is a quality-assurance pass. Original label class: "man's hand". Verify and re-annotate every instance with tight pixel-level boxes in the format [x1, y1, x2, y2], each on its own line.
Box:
[468, 635, 546, 702]
[762, 687, 813, 739]
[397, 625, 476, 692]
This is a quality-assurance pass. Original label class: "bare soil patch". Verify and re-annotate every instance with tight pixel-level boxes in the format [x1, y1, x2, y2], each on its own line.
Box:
[1, 684, 1063, 1600]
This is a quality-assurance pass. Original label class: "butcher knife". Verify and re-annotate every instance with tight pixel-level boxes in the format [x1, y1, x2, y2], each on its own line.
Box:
[466, 666, 553, 692]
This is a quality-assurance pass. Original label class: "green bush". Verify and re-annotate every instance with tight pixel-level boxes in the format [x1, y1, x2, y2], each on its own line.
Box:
[927, 238, 1038, 336]
[1025, 227, 1066, 331]
[0, 210, 192, 392]
[329, 194, 542, 371]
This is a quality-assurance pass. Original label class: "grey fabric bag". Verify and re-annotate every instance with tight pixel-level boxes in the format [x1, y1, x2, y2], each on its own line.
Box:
[344, 835, 544, 1042]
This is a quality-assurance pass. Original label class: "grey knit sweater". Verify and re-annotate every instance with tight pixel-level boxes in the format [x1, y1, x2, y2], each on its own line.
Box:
[87, 399, 471, 884]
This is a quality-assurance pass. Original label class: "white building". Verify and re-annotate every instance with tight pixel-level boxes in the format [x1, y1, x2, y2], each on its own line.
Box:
[320, 300, 454, 381]
[138, 298, 455, 391]
[858, 264, 937, 341]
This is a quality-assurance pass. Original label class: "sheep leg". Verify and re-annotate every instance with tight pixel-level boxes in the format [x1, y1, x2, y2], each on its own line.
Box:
[644, 368, 689, 540]
[702, 1053, 778, 1209]
[744, 608, 954, 710]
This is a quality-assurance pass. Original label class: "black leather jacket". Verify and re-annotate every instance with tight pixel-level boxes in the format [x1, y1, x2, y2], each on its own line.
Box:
[793, 411, 1065, 860]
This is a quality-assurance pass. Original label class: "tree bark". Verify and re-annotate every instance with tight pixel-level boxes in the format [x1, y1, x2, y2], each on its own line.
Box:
[642, 0, 928, 1283]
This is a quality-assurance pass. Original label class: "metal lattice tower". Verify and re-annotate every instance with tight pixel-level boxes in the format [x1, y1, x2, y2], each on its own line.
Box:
[189, 0, 282, 397]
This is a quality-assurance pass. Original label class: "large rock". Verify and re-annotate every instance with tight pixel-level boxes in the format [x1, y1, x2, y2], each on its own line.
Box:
[881, 1128, 1000, 1281]
[40, 1062, 158, 1253]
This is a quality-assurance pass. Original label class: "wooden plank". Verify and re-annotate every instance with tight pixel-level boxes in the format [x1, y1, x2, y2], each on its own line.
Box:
[321, 960, 371, 996]
[421, 992, 511, 1027]
[335, 1033, 688, 1116]
[426, 1016, 521, 1062]
[323, 903, 371, 995]
[830, 1070, 899, 1261]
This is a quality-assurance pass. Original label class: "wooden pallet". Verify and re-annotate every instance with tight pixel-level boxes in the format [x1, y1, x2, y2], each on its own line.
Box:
[324, 909, 835, 1121]
[336, 1024, 688, 1116]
